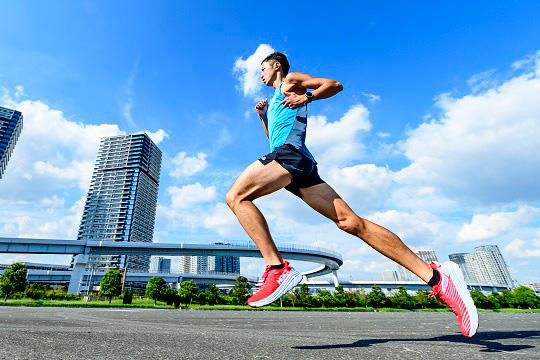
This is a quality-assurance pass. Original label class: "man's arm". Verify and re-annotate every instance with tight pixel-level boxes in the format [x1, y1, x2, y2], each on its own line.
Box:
[281, 72, 343, 109]
[255, 98, 269, 138]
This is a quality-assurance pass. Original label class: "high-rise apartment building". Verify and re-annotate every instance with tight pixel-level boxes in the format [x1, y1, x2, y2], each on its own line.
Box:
[450, 245, 514, 288]
[448, 253, 474, 283]
[214, 255, 241, 274]
[0, 106, 23, 180]
[178, 256, 208, 274]
[382, 270, 399, 281]
[78, 133, 162, 272]
[150, 257, 171, 273]
[178, 254, 241, 275]
[397, 250, 438, 281]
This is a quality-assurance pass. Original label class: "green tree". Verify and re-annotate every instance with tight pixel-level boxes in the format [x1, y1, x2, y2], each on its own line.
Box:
[316, 290, 335, 308]
[415, 290, 429, 309]
[99, 270, 123, 303]
[230, 276, 252, 305]
[289, 288, 299, 307]
[471, 291, 491, 309]
[367, 285, 388, 309]
[178, 280, 200, 306]
[122, 289, 133, 304]
[0, 262, 28, 302]
[297, 283, 313, 307]
[356, 288, 368, 308]
[390, 287, 417, 309]
[25, 283, 47, 300]
[203, 284, 222, 306]
[512, 286, 540, 309]
[499, 291, 514, 308]
[145, 277, 167, 305]
[486, 292, 502, 309]
[333, 286, 347, 307]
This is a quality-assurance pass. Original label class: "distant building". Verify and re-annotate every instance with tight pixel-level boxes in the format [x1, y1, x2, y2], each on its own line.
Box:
[448, 253, 474, 283]
[77, 133, 162, 272]
[0, 106, 23, 180]
[397, 250, 438, 281]
[449, 245, 514, 289]
[178, 254, 240, 275]
[150, 257, 171, 273]
[382, 270, 399, 281]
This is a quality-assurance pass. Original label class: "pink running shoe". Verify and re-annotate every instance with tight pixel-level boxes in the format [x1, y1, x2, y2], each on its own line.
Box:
[430, 261, 479, 337]
[247, 261, 302, 308]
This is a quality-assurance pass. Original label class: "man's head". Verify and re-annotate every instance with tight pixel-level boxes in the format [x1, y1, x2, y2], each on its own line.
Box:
[261, 52, 289, 86]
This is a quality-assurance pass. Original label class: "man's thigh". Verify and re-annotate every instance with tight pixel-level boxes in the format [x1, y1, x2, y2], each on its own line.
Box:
[299, 182, 357, 222]
[229, 160, 293, 201]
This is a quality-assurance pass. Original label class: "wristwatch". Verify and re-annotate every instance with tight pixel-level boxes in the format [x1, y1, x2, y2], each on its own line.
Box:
[305, 91, 314, 103]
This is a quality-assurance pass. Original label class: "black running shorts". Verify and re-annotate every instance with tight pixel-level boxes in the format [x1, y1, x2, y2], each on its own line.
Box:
[258, 144, 325, 198]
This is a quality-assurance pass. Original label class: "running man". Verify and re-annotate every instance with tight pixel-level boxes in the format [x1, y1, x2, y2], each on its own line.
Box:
[226, 52, 478, 337]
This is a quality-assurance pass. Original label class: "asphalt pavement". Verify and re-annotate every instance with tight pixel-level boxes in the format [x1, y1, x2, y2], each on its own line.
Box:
[0, 307, 538, 359]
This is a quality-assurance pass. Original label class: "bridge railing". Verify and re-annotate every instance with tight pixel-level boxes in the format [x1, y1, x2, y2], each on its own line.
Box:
[208, 240, 342, 261]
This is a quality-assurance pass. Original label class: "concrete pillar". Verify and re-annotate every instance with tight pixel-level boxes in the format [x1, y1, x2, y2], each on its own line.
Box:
[302, 275, 308, 284]
[332, 271, 340, 288]
[68, 254, 89, 295]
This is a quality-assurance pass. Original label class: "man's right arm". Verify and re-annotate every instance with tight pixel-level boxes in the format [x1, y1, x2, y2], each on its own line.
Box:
[255, 98, 269, 138]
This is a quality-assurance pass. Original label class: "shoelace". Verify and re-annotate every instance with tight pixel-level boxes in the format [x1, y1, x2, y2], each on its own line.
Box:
[259, 266, 272, 288]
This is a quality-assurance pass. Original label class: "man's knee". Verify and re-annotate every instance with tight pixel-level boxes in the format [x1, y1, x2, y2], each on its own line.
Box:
[225, 191, 238, 210]
[336, 216, 366, 236]
[226, 190, 249, 211]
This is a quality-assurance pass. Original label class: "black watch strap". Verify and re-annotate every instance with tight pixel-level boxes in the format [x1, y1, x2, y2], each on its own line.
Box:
[305, 92, 314, 103]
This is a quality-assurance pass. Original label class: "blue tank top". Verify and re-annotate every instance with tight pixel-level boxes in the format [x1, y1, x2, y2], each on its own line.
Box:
[267, 82, 316, 163]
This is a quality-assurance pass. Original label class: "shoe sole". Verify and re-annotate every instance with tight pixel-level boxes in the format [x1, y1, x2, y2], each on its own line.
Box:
[444, 261, 479, 337]
[248, 270, 303, 308]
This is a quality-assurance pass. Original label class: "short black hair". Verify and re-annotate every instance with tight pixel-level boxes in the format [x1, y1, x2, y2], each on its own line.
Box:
[262, 52, 290, 75]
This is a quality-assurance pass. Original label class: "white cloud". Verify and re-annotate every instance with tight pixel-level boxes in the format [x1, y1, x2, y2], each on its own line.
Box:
[3, 197, 85, 239]
[121, 58, 139, 128]
[396, 51, 540, 203]
[505, 237, 540, 258]
[467, 69, 497, 93]
[145, 129, 169, 145]
[322, 164, 392, 212]
[14, 85, 24, 98]
[307, 104, 372, 165]
[203, 202, 244, 236]
[169, 152, 208, 178]
[457, 205, 540, 243]
[233, 44, 275, 100]
[362, 92, 381, 103]
[167, 182, 217, 209]
[0, 93, 124, 201]
[41, 195, 65, 208]
[367, 210, 447, 247]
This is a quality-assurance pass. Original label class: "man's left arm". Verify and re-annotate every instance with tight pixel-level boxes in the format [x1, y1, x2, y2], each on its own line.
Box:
[281, 72, 343, 109]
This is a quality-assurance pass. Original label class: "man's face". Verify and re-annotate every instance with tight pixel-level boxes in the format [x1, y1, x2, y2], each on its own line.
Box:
[260, 60, 278, 86]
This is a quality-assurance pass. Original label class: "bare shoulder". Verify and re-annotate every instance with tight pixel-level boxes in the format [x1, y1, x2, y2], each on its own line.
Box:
[284, 72, 311, 85]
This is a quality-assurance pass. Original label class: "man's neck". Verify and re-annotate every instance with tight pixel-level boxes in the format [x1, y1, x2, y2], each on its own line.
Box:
[272, 73, 285, 89]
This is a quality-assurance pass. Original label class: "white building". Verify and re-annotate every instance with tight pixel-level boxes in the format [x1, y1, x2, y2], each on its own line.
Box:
[397, 250, 438, 281]
[449, 245, 514, 289]
[382, 270, 399, 281]
[77, 133, 162, 272]
[178, 255, 240, 274]
[150, 257, 171, 273]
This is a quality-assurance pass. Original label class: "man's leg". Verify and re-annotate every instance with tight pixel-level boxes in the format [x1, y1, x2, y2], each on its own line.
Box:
[299, 182, 433, 282]
[226, 160, 292, 265]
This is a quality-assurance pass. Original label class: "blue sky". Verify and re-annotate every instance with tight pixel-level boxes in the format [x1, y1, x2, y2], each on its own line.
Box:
[1, 1, 540, 283]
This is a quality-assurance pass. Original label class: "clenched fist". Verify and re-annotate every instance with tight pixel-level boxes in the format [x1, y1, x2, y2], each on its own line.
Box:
[255, 98, 268, 116]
